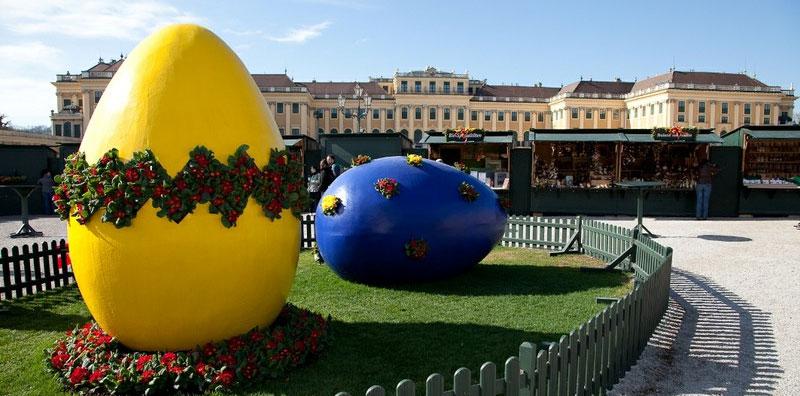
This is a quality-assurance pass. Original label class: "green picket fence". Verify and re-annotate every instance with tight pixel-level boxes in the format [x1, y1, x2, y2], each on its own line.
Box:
[337, 215, 673, 396]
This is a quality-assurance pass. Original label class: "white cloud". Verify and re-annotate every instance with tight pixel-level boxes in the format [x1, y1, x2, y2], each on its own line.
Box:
[0, 42, 61, 65]
[268, 21, 331, 43]
[0, 0, 202, 40]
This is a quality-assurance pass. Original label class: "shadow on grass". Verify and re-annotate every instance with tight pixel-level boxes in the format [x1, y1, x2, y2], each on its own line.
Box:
[382, 263, 630, 297]
[245, 320, 561, 396]
[0, 286, 89, 331]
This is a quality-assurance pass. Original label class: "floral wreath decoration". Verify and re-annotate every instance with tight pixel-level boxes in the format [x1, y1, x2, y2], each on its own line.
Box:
[53, 145, 308, 228]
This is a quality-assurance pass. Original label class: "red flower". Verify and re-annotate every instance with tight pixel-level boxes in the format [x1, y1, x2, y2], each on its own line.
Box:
[175, 179, 188, 190]
[89, 367, 108, 383]
[69, 367, 89, 385]
[160, 352, 177, 366]
[50, 353, 69, 369]
[294, 339, 306, 352]
[194, 154, 210, 167]
[135, 354, 152, 371]
[250, 331, 265, 343]
[140, 369, 155, 384]
[214, 369, 235, 387]
[194, 362, 208, 376]
[227, 336, 245, 352]
[203, 343, 216, 357]
[169, 365, 184, 375]
[218, 354, 236, 368]
[267, 199, 282, 214]
[212, 197, 225, 206]
[266, 340, 277, 350]
[273, 329, 285, 342]
[153, 185, 167, 197]
[276, 155, 287, 166]
[242, 363, 257, 379]
[125, 168, 139, 182]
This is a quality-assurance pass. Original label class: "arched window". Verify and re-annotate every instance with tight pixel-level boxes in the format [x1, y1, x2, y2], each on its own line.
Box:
[344, 128, 352, 134]
[400, 129, 409, 138]
[371, 129, 380, 134]
[317, 128, 324, 134]
[386, 129, 394, 134]
[413, 129, 423, 144]
[330, 128, 338, 134]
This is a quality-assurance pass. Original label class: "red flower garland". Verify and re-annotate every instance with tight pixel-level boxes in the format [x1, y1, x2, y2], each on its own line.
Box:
[374, 178, 399, 199]
[404, 238, 428, 260]
[54, 145, 307, 228]
[458, 181, 479, 202]
[45, 304, 330, 394]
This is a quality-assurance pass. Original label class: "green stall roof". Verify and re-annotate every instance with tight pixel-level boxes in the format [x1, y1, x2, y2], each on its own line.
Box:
[624, 133, 722, 144]
[742, 130, 800, 140]
[421, 132, 514, 144]
[527, 132, 627, 142]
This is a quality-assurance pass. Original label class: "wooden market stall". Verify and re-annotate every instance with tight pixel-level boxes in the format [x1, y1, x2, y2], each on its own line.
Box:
[421, 130, 515, 190]
[523, 128, 723, 216]
[721, 125, 800, 215]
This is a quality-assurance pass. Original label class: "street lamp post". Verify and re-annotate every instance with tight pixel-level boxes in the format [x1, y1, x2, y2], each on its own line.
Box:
[338, 83, 372, 133]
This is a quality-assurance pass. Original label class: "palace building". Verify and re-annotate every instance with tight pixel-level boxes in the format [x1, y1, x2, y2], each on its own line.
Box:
[50, 59, 796, 144]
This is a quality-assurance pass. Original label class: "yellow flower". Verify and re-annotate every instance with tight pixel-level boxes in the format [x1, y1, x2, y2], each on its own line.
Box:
[321, 195, 341, 216]
[406, 154, 423, 167]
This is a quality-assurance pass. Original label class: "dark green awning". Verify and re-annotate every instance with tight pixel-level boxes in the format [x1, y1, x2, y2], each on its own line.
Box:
[742, 130, 800, 140]
[624, 133, 722, 144]
[421, 134, 514, 144]
[528, 132, 627, 142]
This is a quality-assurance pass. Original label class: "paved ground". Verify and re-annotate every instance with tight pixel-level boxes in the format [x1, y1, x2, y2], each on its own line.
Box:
[604, 217, 799, 395]
[0, 215, 66, 251]
[1, 215, 798, 394]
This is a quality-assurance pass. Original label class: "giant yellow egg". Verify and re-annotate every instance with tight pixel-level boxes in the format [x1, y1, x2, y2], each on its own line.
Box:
[68, 24, 299, 351]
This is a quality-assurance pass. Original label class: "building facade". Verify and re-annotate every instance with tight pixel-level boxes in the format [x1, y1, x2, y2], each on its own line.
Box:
[51, 61, 796, 144]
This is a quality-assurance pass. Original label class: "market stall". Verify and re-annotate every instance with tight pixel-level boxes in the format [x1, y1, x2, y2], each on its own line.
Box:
[722, 126, 800, 215]
[524, 128, 723, 216]
[318, 132, 413, 169]
[422, 130, 515, 189]
[282, 135, 320, 177]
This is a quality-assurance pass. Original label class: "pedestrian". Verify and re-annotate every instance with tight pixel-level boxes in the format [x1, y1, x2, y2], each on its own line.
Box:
[694, 159, 718, 220]
[307, 166, 322, 210]
[38, 169, 55, 215]
[318, 158, 335, 193]
[327, 155, 341, 178]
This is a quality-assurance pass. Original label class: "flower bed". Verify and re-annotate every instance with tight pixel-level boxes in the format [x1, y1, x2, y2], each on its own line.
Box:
[45, 304, 330, 394]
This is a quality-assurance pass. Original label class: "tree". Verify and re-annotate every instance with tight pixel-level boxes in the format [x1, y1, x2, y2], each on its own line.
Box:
[0, 114, 10, 130]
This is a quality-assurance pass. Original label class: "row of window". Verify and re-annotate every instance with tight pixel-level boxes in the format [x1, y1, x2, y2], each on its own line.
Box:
[54, 122, 81, 138]
[398, 80, 466, 94]
[675, 101, 773, 124]
[312, 107, 546, 123]
[554, 109, 621, 121]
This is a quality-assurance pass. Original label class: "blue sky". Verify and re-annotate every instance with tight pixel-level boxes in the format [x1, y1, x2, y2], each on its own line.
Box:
[1, 0, 798, 127]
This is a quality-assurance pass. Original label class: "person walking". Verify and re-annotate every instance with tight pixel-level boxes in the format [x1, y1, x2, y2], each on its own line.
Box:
[37, 169, 55, 215]
[327, 155, 341, 178]
[307, 166, 322, 210]
[694, 160, 718, 220]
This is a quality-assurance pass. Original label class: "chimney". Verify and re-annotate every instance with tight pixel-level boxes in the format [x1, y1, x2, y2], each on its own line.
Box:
[615, 77, 621, 82]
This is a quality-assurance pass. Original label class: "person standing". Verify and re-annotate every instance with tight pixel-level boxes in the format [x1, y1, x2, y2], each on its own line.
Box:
[694, 160, 718, 220]
[38, 169, 55, 215]
[318, 158, 335, 193]
[327, 155, 341, 178]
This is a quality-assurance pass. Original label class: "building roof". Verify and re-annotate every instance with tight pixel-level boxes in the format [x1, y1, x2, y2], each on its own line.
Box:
[473, 84, 560, 99]
[631, 71, 769, 92]
[302, 81, 390, 97]
[558, 80, 635, 95]
[251, 74, 295, 88]
[85, 58, 125, 73]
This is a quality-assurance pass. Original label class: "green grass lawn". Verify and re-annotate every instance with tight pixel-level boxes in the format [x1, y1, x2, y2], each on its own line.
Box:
[0, 247, 631, 396]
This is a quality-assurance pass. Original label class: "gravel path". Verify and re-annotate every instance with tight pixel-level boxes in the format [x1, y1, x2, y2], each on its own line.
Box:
[1, 215, 798, 393]
[605, 217, 798, 395]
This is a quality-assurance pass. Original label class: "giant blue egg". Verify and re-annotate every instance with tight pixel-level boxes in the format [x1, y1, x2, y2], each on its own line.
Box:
[315, 156, 507, 285]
